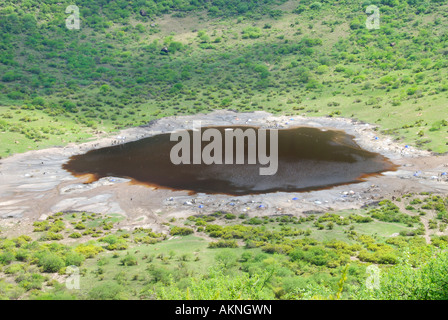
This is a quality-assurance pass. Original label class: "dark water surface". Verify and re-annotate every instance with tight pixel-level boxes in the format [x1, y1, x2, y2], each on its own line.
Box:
[63, 126, 397, 195]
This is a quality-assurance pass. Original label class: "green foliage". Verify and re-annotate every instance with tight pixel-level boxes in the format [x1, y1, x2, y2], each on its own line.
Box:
[0, 251, 14, 265]
[0, 201, 446, 300]
[40, 232, 64, 241]
[101, 236, 129, 250]
[74, 222, 86, 230]
[0, 0, 447, 156]
[74, 244, 104, 258]
[120, 254, 138, 266]
[224, 213, 237, 220]
[38, 252, 65, 273]
[69, 232, 82, 239]
[358, 250, 448, 300]
[245, 217, 264, 225]
[208, 240, 238, 248]
[242, 27, 262, 39]
[16, 273, 46, 292]
[215, 249, 238, 268]
[368, 200, 420, 225]
[152, 267, 275, 299]
[65, 252, 85, 267]
[88, 282, 126, 300]
[170, 226, 194, 236]
[358, 249, 398, 265]
[290, 246, 340, 267]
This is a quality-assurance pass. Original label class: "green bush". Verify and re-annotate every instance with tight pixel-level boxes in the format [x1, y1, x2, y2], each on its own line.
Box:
[69, 232, 82, 239]
[290, 247, 339, 267]
[15, 249, 30, 262]
[224, 213, 237, 220]
[74, 223, 86, 230]
[38, 253, 65, 273]
[170, 226, 194, 236]
[242, 27, 262, 39]
[4, 264, 24, 275]
[40, 232, 64, 241]
[120, 255, 138, 266]
[65, 252, 85, 267]
[245, 217, 263, 225]
[75, 244, 104, 258]
[88, 282, 125, 300]
[0, 251, 15, 265]
[208, 240, 238, 248]
[357, 251, 448, 299]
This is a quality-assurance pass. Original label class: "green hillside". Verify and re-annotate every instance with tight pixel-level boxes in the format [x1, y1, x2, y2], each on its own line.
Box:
[1, 0, 447, 156]
[1, 197, 448, 300]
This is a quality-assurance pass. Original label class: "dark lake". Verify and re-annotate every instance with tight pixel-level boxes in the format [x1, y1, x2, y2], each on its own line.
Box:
[63, 126, 397, 195]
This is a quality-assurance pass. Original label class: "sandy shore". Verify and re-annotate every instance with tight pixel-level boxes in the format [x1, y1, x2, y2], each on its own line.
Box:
[1, 110, 447, 234]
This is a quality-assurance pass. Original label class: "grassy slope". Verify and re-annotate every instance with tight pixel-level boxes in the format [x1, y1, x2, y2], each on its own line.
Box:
[0, 0, 448, 157]
[1, 194, 446, 300]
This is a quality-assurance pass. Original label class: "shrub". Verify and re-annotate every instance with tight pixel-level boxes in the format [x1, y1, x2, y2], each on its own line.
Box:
[40, 232, 63, 241]
[74, 223, 86, 230]
[101, 235, 119, 245]
[170, 226, 194, 236]
[208, 240, 238, 248]
[15, 249, 30, 262]
[316, 65, 329, 74]
[358, 251, 448, 299]
[120, 255, 138, 266]
[65, 252, 85, 267]
[75, 244, 104, 258]
[69, 232, 82, 239]
[0, 251, 15, 265]
[242, 27, 262, 39]
[290, 247, 339, 266]
[262, 244, 293, 255]
[245, 218, 263, 225]
[4, 264, 24, 275]
[215, 250, 238, 268]
[33, 221, 49, 232]
[224, 213, 236, 220]
[38, 253, 65, 273]
[18, 273, 46, 291]
[88, 282, 124, 300]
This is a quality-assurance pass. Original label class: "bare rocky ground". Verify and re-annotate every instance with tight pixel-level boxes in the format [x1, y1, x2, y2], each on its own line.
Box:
[1, 110, 447, 236]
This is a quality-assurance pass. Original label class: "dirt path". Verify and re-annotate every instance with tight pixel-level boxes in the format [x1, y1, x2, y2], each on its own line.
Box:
[394, 198, 434, 244]
[420, 217, 432, 244]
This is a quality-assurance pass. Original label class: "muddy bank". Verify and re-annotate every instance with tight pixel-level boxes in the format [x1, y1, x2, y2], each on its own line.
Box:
[0, 111, 447, 232]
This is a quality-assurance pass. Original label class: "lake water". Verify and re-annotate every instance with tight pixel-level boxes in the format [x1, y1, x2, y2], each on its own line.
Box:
[63, 126, 397, 195]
